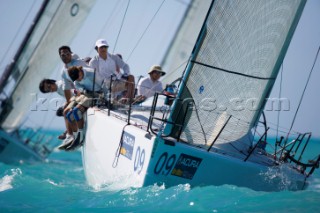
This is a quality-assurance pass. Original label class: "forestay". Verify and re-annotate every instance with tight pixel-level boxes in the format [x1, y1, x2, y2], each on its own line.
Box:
[167, 0, 306, 152]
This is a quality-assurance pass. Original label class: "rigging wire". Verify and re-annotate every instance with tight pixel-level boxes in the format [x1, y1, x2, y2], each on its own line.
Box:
[126, 0, 166, 62]
[287, 46, 320, 137]
[87, 0, 121, 57]
[113, 0, 131, 53]
[0, 0, 38, 69]
[276, 64, 284, 140]
[162, 59, 188, 82]
[97, 1, 121, 39]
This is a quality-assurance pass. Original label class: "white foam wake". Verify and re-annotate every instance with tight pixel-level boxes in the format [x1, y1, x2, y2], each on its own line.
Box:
[0, 168, 22, 192]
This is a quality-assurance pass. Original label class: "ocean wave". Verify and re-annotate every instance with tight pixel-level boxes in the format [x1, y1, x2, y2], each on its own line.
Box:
[0, 168, 22, 192]
[308, 177, 320, 192]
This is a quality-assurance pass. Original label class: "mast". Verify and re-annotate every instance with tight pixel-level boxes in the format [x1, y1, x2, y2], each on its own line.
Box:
[0, 0, 50, 93]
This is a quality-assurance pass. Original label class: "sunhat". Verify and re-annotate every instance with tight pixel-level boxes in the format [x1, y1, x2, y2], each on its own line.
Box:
[148, 65, 166, 76]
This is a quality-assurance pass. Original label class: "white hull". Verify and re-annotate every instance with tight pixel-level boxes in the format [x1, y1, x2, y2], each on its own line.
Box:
[0, 130, 46, 164]
[82, 107, 307, 191]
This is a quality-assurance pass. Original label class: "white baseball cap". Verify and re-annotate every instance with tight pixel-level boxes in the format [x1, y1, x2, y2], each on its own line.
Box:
[95, 39, 109, 48]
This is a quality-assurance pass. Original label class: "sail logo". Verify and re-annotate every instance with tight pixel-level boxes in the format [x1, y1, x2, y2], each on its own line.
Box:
[120, 132, 135, 160]
[171, 154, 202, 180]
[178, 157, 201, 168]
[199, 85, 204, 94]
[70, 4, 79, 16]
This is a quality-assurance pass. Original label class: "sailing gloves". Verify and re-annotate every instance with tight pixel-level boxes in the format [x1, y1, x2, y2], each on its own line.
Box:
[56, 106, 64, 117]
[121, 74, 129, 80]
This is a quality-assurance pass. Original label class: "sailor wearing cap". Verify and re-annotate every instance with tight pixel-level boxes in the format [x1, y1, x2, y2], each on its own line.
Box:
[89, 39, 135, 101]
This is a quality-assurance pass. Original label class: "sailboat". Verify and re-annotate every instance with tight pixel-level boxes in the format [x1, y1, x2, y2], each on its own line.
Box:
[0, 0, 96, 164]
[81, 0, 320, 192]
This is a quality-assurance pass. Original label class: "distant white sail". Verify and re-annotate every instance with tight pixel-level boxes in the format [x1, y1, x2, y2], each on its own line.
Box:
[168, 0, 306, 152]
[0, 0, 96, 130]
[161, 0, 211, 85]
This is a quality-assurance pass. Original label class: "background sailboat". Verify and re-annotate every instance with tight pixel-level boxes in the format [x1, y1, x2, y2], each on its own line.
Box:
[0, 0, 96, 164]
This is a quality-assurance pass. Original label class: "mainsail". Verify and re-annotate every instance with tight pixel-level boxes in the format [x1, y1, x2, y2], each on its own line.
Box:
[168, 0, 306, 152]
[0, 0, 96, 130]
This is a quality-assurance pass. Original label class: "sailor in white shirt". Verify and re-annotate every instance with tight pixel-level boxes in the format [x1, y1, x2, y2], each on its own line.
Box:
[59, 46, 88, 102]
[39, 79, 66, 97]
[89, 39, 135, 102]
[61, 66, 103, 150]
[39, 79, 75, 141]
[57, 46, 90, 147]
[135, 65, 166, 103]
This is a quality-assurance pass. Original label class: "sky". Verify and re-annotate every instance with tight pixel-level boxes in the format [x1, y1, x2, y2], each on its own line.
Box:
[0, 0, 319, 138]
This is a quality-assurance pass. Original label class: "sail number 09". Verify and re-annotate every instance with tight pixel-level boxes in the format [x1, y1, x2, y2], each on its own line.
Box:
[134, 146, 145, 174]
[154, 152, 176, 176]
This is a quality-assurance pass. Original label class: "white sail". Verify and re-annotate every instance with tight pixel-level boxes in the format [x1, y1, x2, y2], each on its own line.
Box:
[161, 0, 212, 85]
[167, 0, 307, 152]
[0, 0, 96, 130]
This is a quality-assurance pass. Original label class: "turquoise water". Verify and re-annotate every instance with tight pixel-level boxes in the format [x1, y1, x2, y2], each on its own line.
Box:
[1, 133, 320, 212]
